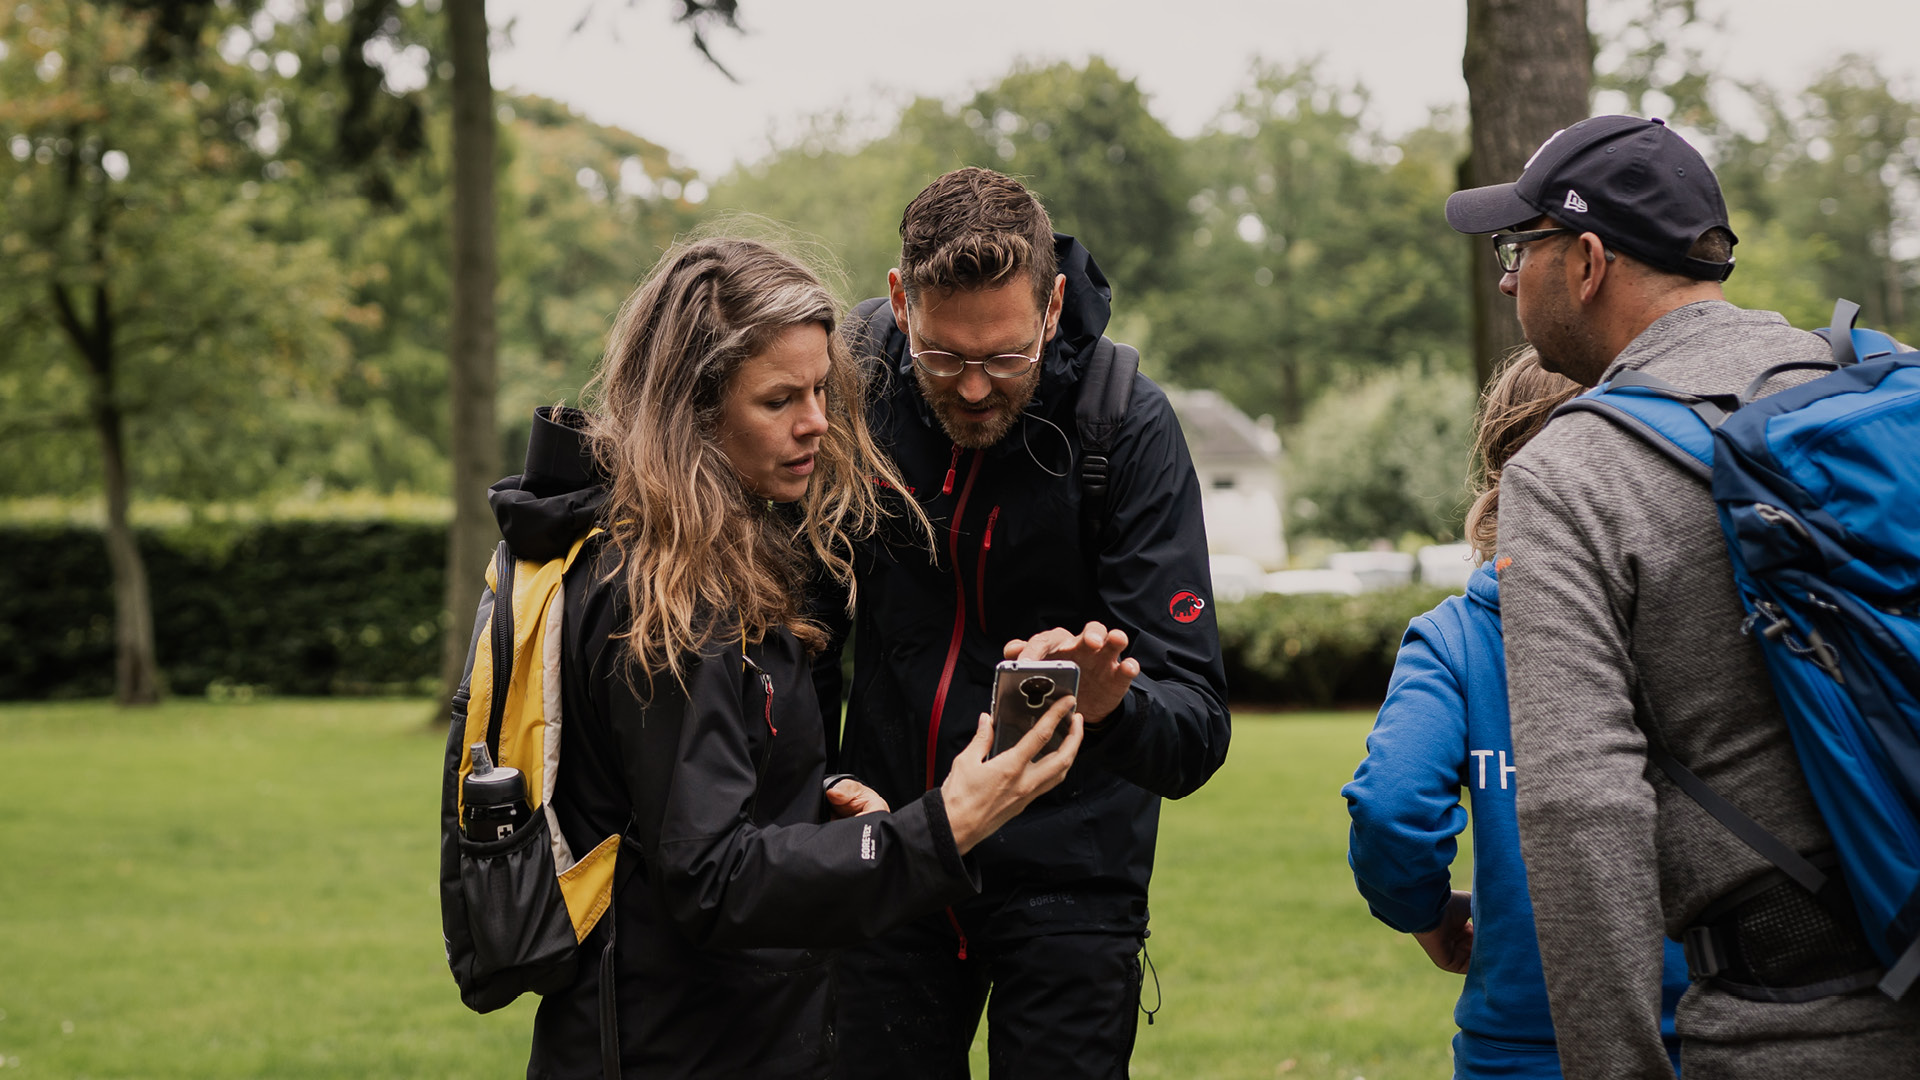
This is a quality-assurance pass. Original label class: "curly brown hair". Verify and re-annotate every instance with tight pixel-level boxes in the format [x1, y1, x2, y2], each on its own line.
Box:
[897, 167, 1057, 307]
[1465, 347, 1583, 562]
[582, 236, 928, 684]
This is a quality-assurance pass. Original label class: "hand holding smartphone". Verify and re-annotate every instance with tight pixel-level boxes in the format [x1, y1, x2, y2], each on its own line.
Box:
[989, 659, 1079, 759]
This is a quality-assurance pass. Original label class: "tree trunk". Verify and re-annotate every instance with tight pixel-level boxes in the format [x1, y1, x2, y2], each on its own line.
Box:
[95, 366, 162, 706]
[440, 0, 500, 709]
[1462, 0, 1592, 386]
[55, 281, 162, 706]
[47, 20, 160, 705]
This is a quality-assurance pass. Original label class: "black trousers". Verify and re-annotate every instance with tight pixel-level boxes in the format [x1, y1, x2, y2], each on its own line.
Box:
[831, 912, 1144, 1080]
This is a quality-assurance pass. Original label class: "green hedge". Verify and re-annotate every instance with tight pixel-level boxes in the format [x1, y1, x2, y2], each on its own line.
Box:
[3, 520, 1459, 705]
[2, 522, 446, 699]
[1216, 585, 1458, 708]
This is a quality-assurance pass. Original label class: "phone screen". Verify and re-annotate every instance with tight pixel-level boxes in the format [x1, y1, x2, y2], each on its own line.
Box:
[989, 660, 1079, 759]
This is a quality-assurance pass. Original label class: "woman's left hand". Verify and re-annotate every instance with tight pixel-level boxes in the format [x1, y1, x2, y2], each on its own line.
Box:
[825, 777, 891, 818]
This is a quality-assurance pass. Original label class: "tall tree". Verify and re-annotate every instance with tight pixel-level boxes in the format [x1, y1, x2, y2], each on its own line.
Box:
[0, 1, 354, 703]
[1460, 0, 1591, 386]
[440, 0, 499, 700]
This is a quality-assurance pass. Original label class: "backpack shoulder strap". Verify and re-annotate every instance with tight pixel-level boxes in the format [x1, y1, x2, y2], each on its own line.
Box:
[1076, 336, 1139, 524]
[1646, 742, 1831, 895]
[1551, 377, 1718, 482]
[1806, 296, 1906, 369]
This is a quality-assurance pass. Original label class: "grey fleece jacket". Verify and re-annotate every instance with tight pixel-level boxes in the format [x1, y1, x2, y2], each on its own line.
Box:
[1500, 300, 1920, 1080]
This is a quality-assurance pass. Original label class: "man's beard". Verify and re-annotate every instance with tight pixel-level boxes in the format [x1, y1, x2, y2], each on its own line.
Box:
[1524, 275, 1614, 387]
[914, 366, 1040, 449]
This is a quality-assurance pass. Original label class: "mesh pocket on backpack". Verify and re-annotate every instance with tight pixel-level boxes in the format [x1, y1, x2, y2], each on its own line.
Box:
[457, 810, 579, 992]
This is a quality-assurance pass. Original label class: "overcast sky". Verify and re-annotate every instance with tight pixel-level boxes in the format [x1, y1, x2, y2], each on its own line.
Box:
[485, 0, 1920, 178]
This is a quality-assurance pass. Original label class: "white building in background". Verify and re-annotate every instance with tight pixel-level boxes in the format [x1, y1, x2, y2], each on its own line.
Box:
[1166, 389, 1286, 571]
[1417, 543, 1479, 591]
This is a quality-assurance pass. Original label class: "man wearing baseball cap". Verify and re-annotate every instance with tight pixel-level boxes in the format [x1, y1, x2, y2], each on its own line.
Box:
[1448, 116, 1920, 1077]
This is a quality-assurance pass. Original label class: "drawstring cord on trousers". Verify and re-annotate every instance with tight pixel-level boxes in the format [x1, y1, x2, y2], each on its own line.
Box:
[1140, 933, 1161, 1025]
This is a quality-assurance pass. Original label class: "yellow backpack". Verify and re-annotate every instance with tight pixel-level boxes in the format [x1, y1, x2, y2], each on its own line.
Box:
[438, 532, 625, 1015]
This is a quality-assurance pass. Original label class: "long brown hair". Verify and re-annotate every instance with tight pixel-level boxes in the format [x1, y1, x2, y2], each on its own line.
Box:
[1465, 347, 1582, 562]
[581, 236, 925, 683]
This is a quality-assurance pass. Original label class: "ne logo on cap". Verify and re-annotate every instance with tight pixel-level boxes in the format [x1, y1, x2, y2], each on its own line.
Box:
[1564, 189, 1589, 212]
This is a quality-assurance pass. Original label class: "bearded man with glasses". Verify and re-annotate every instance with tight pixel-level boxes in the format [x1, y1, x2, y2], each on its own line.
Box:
[813, 166, 1231, 1080]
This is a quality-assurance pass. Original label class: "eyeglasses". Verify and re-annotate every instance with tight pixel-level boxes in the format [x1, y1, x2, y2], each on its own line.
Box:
[1491, 227, 1574, 273]
[906, 311, 1045, 379]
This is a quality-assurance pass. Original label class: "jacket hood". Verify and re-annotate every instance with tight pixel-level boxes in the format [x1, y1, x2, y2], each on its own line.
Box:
[489, 405, 608, 561]
[1466, 559, 1501, 614]
[1028, 233, 1113, 411]
[1050, 233, 1112, 364]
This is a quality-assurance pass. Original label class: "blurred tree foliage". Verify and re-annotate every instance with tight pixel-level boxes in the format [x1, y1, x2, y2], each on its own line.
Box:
[5, 8, 1920, 563]
[0, 2, 355, 500]
[1715, 60, 1920, 337]
[1140, 64, 1470, 425]
[0, 2, 701, 503]
[1285, 361, 1479, 544]
[712, 57, 1189, 305]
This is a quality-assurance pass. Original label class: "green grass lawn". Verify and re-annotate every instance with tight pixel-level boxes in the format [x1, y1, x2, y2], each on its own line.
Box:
[0, 701, 1466, 1078]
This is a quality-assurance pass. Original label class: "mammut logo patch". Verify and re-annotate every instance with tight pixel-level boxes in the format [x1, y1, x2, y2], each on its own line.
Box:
[860, 823, 875, 861]
[1169, 591, 1206, 624]
[1563, 189, 1589, 213]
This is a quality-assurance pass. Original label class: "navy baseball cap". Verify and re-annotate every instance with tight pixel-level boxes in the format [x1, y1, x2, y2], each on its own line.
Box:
[1446, 115, 1736, 281]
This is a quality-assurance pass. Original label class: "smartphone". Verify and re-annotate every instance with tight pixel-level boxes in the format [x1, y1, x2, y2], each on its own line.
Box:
[989, 660, 1079, 759]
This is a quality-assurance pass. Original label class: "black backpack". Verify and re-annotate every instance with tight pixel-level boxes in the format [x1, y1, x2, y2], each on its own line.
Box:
[439, 535, 635, 1079]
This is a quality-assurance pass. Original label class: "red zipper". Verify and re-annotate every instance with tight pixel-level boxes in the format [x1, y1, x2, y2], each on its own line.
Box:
[927, 447, 983, 789]
[927, 447, 983, 964]
[976, 505, 1000, 632]
[743, 654, 777, 735]
[940, 444, 963, 496]
[945, 908, 971, 960]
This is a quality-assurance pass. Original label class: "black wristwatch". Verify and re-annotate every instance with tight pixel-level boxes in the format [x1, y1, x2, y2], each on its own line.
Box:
[822, 773, 859, 793]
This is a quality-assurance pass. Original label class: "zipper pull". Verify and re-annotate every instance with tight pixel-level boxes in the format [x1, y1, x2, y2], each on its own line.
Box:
[941, 444, 962, 495]
[982, 505, 1000, 551]
[760, 672, 776, 735]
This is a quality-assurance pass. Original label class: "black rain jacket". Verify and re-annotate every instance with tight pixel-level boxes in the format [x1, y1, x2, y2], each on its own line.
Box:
[815, 235, 1231, 942]
[493, 409, 980, 1080]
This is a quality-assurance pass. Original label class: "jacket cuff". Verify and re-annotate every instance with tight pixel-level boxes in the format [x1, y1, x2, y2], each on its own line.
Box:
[1085, 682, 1143, 743]
[919, 787, 979, 887]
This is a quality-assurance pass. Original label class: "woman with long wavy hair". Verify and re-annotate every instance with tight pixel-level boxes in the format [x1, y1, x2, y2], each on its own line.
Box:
[496, 236, 1084, 1079]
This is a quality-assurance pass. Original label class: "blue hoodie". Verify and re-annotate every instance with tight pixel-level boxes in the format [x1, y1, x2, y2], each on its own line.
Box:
[1342, 562, 1689, 1078]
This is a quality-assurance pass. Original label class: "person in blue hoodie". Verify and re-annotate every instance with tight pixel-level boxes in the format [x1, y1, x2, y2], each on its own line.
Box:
[1342, 349, 1691, 1078]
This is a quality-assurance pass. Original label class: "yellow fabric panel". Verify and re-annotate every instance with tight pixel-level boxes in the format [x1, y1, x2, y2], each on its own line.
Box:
[501, 533, 597, 809]
[557, 833, 622, 942]
[456, 532, 599, 818]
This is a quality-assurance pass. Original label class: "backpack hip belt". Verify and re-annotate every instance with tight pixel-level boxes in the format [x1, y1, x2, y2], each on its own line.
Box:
[1681, 851, 1883, 1002]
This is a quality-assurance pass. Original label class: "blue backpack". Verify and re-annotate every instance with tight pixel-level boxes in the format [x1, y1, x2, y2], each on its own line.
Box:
[1557, 300, 1920, 1000]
